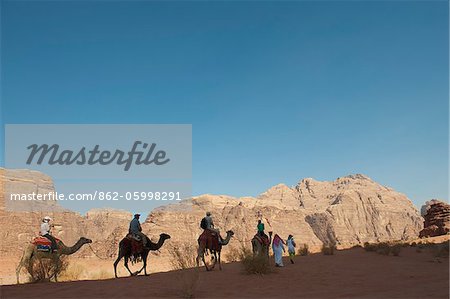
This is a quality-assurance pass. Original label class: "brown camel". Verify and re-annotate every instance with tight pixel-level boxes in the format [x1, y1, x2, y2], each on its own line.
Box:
[252, 231, 272, 259]
[16, 237, 92, 284]
[196, 230, 234, 271]
[114, 233, 171, 278]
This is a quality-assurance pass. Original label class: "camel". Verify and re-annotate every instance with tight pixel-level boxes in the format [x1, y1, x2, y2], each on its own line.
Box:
[252, 231, 273, 259]
[16, 237, 92, 284]
[196, 230, 234, 271]
[114, 233, 171, 278]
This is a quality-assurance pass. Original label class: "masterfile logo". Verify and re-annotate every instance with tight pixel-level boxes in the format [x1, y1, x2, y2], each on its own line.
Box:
[4, 124, 192, 212]
[25, 141, 170, 171]
[5, 124, 191, 179]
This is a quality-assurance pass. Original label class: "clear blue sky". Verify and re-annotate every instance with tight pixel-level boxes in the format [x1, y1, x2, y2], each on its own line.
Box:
[1, 1, 448, 208]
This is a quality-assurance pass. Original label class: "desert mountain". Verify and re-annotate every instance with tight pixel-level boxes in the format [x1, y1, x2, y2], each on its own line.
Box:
[145, 174, 422, 251]
[1, 168, 423, 265]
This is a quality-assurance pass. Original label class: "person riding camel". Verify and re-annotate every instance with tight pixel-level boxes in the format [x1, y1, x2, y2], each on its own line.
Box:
[257, 219, 268, 240]
[129, 214, 148, 247]
[202, 212, 221, 243]
[40, 216, 57, 252]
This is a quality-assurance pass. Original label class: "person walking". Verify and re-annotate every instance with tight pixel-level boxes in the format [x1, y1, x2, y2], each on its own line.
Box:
[272, 234, 286, 267]
[287, 234, 296, 264]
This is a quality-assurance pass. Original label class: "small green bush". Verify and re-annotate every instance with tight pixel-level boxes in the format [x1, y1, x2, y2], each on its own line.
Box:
[321, 243, 336, 255]
[390, 244, 401, 256]
[432, 241, 449, 258]
[240, 247, 272, 275]
[298, 244, 309, 256]
[364, 242, 376, 252]
[375, 242, 391, 256]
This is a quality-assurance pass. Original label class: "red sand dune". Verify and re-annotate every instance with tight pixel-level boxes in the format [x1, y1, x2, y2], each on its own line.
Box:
[2, 246, 448, 299]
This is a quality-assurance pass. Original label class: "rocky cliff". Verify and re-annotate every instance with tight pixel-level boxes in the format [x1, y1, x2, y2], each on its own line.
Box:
[143, 174, 423, 252]
[1, 169, 424, 265]
[419, 200, 450, 238]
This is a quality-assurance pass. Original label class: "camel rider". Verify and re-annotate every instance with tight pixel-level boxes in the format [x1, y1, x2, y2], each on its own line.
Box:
[129, 214, 148, 247]
[40, 216, 57, 252]
[204, 212, 221, 243]
[257, 219, 268, 240]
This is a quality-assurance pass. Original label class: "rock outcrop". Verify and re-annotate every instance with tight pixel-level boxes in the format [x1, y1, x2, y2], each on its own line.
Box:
[1, 168, 425, 273]
[144, 174, 423, 253]
[419, 200, 450, 238]
[0, 168, 129, 258]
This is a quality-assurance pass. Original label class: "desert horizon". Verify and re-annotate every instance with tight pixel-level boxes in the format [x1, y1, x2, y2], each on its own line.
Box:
[1, 1, 448, 298]
[1, 167, 448, 299]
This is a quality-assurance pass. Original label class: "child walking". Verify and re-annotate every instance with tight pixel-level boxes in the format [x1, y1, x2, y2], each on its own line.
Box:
[287, 234, 296, 264]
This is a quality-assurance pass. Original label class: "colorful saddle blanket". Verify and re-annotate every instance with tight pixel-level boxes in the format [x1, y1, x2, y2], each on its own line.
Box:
[125, 234, 144, 254]
[254, 234, 270, 246]
[198, 230, 220, 251]
[32, 236, 59, 252]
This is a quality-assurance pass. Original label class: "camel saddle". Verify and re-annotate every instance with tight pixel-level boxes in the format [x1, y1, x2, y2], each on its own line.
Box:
[254, 234, 270, 246]
[125, 233, 144, 254]
[198, 230, 220, 251]
[32, 236, 60, 252]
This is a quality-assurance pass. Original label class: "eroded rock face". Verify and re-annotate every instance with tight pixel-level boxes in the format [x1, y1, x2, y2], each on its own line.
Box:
[0, 168, 130, 258]
[143, 174, 423, 252]
[1, 168, 425, 271]
[419, 200, 450, 238]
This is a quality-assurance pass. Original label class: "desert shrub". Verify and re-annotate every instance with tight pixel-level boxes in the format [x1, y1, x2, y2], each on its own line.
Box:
[168, 242, 198, 270]
[175, 268, 200, 299]
[27, 256, 68, 283]
[351, 244, 362, 249]
[90, 269, 112, 280]
[364, 242, 376, 252]
[321, 243, 336, 255]
[298, 244, 309, 256]
[390, 244, 401, 256]
[240, 247, 272, 275]
[225, 245, 246, 262]
[410, 242, 417, 247]
[60, 262, 86, 281]
[375, 242, 391, 255]
[168, 242, 200, 299]
[432, 241, 449, 258]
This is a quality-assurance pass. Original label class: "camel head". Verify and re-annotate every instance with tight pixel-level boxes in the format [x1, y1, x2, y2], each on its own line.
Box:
[79, 237, 93, 244]
[226, 230, 234, 237]
[160, 233, 171, 241]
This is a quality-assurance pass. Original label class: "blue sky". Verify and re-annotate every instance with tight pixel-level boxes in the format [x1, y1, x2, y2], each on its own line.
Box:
[1, 1, 448, 209]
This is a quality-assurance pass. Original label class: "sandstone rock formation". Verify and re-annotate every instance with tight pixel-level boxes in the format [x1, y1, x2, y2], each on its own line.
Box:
[1, 168, 425, 275]
[143, 174, 423, 253]
[419, 200, 450, 238]
[0, 168, 130, 258]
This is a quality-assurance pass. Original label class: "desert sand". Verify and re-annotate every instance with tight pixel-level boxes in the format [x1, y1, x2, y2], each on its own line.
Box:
[2, 243, 448, 299]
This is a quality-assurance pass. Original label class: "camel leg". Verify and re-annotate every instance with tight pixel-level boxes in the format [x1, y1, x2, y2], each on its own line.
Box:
[16, 247, 33, 284]
[53, 256, 60, 282]
[143, 256, 148, 276]
[202, 255, 210, 271]
[16, 256, 26, 284]
[135, 259, 147, 276]
[210, 251, 216, 270]
[124, 256, 134, 276]
[218, 251, 222, 271]
[113, 254, 122, 278]
[16, 259, 26, 284]
[197, 245, 210, 271]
